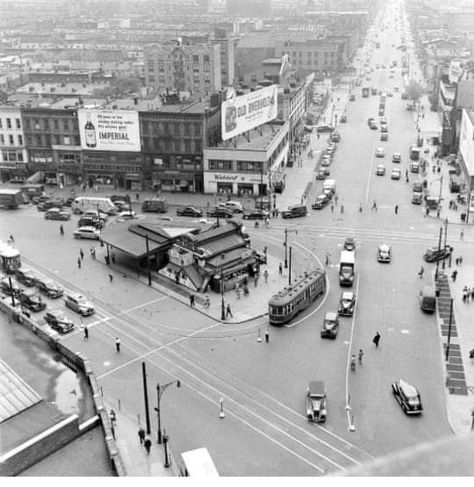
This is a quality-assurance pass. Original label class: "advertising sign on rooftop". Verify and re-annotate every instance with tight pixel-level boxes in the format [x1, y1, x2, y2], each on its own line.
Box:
[78, 109, 141, 152]
[221, 85, 278, 141]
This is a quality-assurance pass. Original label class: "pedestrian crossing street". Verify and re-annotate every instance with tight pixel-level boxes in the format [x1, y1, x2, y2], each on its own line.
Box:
[266, 222, 450, 247]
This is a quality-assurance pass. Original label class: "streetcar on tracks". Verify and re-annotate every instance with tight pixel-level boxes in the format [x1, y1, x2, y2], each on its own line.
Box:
[0, 241, 21, 274]
[268, 269, 326, 325]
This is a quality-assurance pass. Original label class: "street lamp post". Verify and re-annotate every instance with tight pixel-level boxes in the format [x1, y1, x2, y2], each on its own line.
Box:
[442, 218, 448, 270]
[288, 246, 293, 286]
[155, 379, 181, 444]
[8, 276, 15, 307]
[283, 228, 298, 268]
[435, 227, 443, 282]
[220, 265, 226, 320]
[445, 298, 454, 362]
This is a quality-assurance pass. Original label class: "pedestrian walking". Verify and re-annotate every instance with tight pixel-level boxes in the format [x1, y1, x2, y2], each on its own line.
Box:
[279, 262, 283, 275]
[437, 208, 441, 218]
[226, 304, 233, 318]
[452, 269, 458, 282]
[340, 204, 344, 214]
[138, 427, 145, 444]
[372, 200, 377, 211]
[471, 287, 474, 301]
[8, 234, 14, 243]
[77, 257, 81, 269]
[335, 195, 339, 205]
[111, 252, 116, 264]
[83, 325, 89, 340]
[373, 332, 381, 348]
[144, 436, 152, 454]
[108, 273, 113, 283]
[395, 205, 399, 214]
[254, 274, 259, 287]
[459, 256, 463, 266]
[265, 328, 270, 343]
[263, 269, 269, 283]
[418, 265, 424, 278]
[189, 294, 195, 307]
[331, 203, 335, 213]
[325, 252, 330, 266]
[80, 248, 84, 260]
[203, 295, 210, 308]
[115, 337, 121, 352]
[110, 409, 117, 425]
[59, 224, 64, 236]
[460, 230, 464, 240]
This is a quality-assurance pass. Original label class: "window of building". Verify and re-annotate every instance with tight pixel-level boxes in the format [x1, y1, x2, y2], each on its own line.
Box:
[18, 135, 23, 145]
[195, 140, 202, 153]
[0, 119, 2, 128]
[17, 152, 23, 162]
[184, 140, 191, 153]
[193, 55, 199, 62]
[194, 123, 202, 136]
[204, 54, 210, 62]
[63, 135, 71, 145]
[16, 118, 21, 129]
[34, 119, 40, 130]
[9, 135, 14, 145]
[174, 122, 180, 135]
[209, 159, 232, 171]
[237, 160, 261, 172]
[53, 119, 59, 130]
[6, 118, 11, 129]
[184, 123, 191, 136]
[0, 135, 4, 145]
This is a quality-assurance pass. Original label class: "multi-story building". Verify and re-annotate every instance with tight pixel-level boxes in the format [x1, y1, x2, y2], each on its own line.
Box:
[20, 105, 82, 185]
[144, 41, 222, 97]
[203, 121, 289, 196]
[140, 99, 220, 193]
[0, 107, 28, 182]
[211, 28, 235, 88]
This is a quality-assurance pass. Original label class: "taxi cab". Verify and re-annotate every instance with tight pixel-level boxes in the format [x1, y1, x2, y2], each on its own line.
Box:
[377, 244, 392, 263]
[391, 379, 423, 415]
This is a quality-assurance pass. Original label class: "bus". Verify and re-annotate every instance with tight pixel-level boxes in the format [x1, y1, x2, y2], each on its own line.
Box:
[0, 242, 21, 274]
[268, 269, 326, 325]
[179, 448, 219, 477]
[71, 197, 117, 215]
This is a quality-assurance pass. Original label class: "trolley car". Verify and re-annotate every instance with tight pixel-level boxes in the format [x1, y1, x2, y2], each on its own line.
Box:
[0, 242, 21, 274]
[268, 269, 326, 325]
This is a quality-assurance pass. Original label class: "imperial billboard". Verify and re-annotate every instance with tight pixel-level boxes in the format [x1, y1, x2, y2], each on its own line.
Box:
[78, 109, 141, 152]
[221, 85, 278, 141]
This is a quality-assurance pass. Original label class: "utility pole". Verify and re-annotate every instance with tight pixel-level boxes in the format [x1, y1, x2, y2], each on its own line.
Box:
[283, 228, 298, 268]
[155, 380, 181, 444]
[145, 234, 152, 286]
[142, 362, 151, 435]
[8, 276, 15, 307]
[288, 246, 293, 286]
[442, 218, 448, 270]
[220, 265, 226, 320]
[435, 226, 442, 281]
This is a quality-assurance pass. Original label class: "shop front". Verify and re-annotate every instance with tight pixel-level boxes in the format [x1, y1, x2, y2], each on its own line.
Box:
[205, 173, 268, 196]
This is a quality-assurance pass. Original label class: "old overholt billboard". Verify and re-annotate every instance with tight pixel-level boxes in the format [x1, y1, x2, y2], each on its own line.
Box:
[221, 85, 278, 141]
[78, 109, 141, 152]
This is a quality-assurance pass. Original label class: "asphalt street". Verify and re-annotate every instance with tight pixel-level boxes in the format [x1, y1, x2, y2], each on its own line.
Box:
[2, 1, 470, 477]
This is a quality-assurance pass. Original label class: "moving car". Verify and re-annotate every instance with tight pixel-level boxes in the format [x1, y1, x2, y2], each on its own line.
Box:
[78, 216, 104, 229]
[330, 131, 341, 142]
[375, 147, 385, 157]
[343, 237, 356, 251]
[83, 210, 108, 222]
[19, 289, 46, 312]
[306, 381, 327, 422]
[16, 268, 38, 287]
[44, 309, 75, 334]
[380, 124, 388, 133]
[411, 161, 420, 173]
[391, 168, 401, 180]
[381, 132, 389, 141]
[44, 208, 71, 221]
[423, 246, 451, 263]
[376, 164, 386, 176]
[340, 114, 347, 123]
[206, 207, 234, 219]
[391, 379, 423, 415]
[312, 194, 330, 210]
[118, 210, 137, 220]
[419, 286, 436, 313]
[321, 156, 331, 167]
[73, 226, 101, 240]
[321, 312, 339, 338]
[218, 201, 244, 213]
[317, 125, 334, 133]
[316, 168, 326, 180]
[367, 117, 375, 127]
[349, 94, 356, 101]
[338, 292, 356, 316]
[37, 200, 65, 212]
[65, 292, 95, 316]
[281, 205, 308, 219]
[176, 206, 203, 217]
[242, 209, 269, 220]
[36, 278, 63, 298]
[392, 152, 401, 163]
[377, 244, 392, 263]
[370, 120, 378, 130]
[412, 193, 423, 205]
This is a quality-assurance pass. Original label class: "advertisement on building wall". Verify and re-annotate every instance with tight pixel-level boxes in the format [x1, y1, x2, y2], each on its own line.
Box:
[448, 61, 463, 84]
[221, 85, 278, 141]
[460, 110, 474, 174]
[78, 109, 141, 152]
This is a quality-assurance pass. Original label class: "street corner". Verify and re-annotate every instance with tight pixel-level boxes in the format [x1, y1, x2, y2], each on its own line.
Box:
[445, 393, 474, 436]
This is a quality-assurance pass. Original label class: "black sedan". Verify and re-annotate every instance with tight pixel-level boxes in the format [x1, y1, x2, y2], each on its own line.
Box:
[44, 310, 75, 334]
[206, 207, 234, 219]
[242, 209, 269, 220]
[343, 237, 356, 251]
[176, 206, 203, 217]
[36, 278, 64, 299]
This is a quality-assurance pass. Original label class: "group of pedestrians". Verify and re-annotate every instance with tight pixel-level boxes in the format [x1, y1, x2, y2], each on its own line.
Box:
[137, 427, 152, 454]
[462, 285, 474, 304]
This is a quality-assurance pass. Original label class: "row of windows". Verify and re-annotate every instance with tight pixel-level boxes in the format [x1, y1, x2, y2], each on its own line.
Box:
[208, 160, 266, 172]
[26, 134, 80, 147]
[291, 51, 336, 58]
[0, 118, 21, 130]
[23, 118, 78, 132]
[142, 138, 201, 154]
[83, 164, 141, 172]
[2, 151, 24, 162]
[0, 134, 23, 146]
[141, 121, 202, 137]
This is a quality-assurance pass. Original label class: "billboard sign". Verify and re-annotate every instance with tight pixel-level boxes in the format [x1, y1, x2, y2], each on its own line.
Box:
[460, 109, 474, 173]
[448, 61, 463, 84]
[78, 109, 141, 152]
[221, 85, 277, 141]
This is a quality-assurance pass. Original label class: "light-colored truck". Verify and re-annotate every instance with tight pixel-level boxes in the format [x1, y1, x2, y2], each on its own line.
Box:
[323, 179, 336, 196]
[0, 189, 24, 209]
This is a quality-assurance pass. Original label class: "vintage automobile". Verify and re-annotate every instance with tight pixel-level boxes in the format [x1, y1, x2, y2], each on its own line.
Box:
[316, 168, 326, 180]
[338, 292, 356, 316]
[306, 381, 327, 422]
[0, 277, 22, 297]
[392, 152, 401, 163]
[330, 131, 341, 142]
[377, 244, 392, 263]
[391, 379, 423, 415]
[321, 312, 339, 339]
[312, 194, 330, 210]
[16, 268, 39, 287]
[412, 193, 423, 205]
[423, 246, 451, 263]
[73, 226, 101, 240]
[376, 164, 386, 176]
[176, 206, 203, 217]
[207, 207, 234, 219]
[44, 309, 75, 334]
[242, 209, 269, 220]
[44, 208, 71, 221]
[36, 278, 64, 298]
[343, 237, 356, 251]
[375, 147, 385, 158]
[391, 168, 401, 180]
